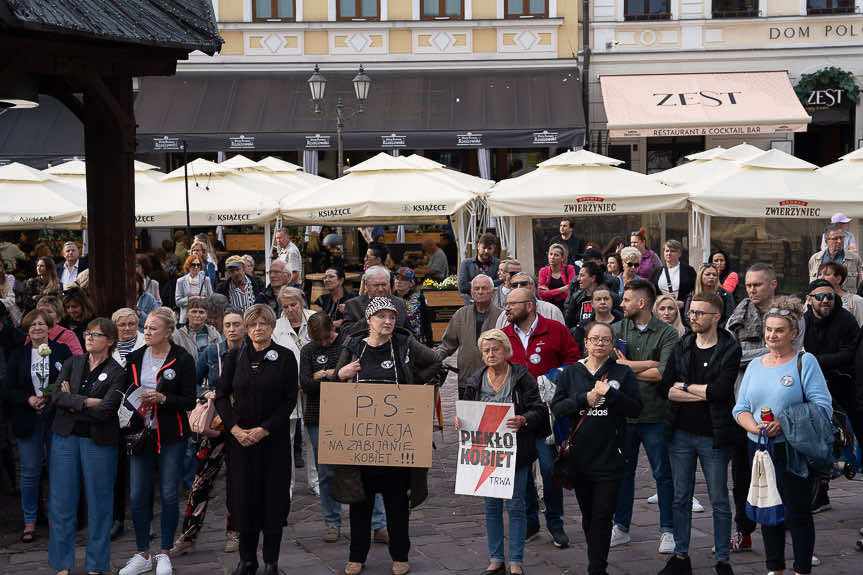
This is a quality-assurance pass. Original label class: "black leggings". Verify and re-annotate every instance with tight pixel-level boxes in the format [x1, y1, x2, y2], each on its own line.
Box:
[349, 469, 411, 563]
[730, 428, 756, 536]
[239, 529, 282, 565]
[573, 477, 621, 575]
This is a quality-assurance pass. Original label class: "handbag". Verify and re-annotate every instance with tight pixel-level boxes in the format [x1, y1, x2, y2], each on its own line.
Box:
[189, 393, 220, 438]
[551, 373, 607, 490]
[125, 426, 157, 456]
[746, 430, 786, 526]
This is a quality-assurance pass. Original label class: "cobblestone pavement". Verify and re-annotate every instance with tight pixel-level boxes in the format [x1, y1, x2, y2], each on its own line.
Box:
[2, 368, 863, 574]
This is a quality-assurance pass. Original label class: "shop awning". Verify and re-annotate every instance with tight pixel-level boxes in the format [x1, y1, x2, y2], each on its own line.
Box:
[600, 71, 810, 139]
[133, 69, 585, 152]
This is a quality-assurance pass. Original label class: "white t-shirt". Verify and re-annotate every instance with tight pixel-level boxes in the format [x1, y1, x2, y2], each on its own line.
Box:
[659, 264, 680, 298]
[30, 348, 49, 397]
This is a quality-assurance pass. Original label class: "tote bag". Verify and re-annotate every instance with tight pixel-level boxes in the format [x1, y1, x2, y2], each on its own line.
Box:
[746, 430, 785, 526]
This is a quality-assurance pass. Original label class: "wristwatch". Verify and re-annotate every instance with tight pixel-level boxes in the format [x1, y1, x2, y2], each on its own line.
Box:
[681, 382, 690, 392]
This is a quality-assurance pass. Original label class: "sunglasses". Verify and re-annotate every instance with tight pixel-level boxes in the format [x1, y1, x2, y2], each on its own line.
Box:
[626, 262, 639, 268]
[701, 263, 718, 269]
[510, 281, 532, 288]
[810, 292, 835, 302]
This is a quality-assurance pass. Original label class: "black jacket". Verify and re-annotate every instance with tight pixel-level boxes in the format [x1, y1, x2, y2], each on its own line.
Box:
[254, 283, 282, 315]
[462, 361, 550, 469]
[125, 343, 196, 450]
[551, 358, 642, 481]
[299, 331, 346, 426]
[658, 327, 742, 449]
[56, 260, 88, 283]
[650, 263, 697, 305]
[52, 355, 126, 446]
[4, 340, 73, 438]
[804, 304, 858, 407]
[563, 287, 592, 329]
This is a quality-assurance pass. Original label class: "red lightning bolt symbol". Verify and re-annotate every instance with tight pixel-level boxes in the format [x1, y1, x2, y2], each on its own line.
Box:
[467, 404, 512, 492]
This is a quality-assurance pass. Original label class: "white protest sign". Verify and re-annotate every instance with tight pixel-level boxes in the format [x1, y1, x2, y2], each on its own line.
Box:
[455, 400, 517, 499]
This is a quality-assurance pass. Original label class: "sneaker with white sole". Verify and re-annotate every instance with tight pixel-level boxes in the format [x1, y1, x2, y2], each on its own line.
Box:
[647, 493, 659, 504]
[811, 554, 821, 567]
[154, 553, 173, 575]
[224, 530, 240, 553]
[610, 524, 631, 548]
[119, 553, 153, 575]
[659, 532, 676, 554]
[692, 497, 704, 513]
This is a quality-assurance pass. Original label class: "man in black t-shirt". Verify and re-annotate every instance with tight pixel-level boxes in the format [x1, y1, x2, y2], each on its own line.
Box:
[657, 293, 741, 575]
[551, 218, 586, 267]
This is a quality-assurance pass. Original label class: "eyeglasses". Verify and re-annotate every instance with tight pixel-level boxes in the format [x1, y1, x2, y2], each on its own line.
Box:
[189, 262, 202, 268]
[626, 262, 639, 268]
[84, 332, 107, 339]
[510, 281, 532, 288]
[810, 292, 836, 302]
[504, 300, 531, 308]
[686, 310, 719, 319]
[586, 336, 612, 345]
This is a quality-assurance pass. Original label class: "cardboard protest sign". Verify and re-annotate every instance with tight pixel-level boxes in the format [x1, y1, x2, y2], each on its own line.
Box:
[318, 382, 434, 468]
[455, 400, 517, 499]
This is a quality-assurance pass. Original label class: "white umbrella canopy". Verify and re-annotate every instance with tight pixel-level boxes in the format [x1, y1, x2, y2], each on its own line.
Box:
[487, 149, 687, 217]
[132, 158, 278, 227]
[402, 154, 494, 194]
[0, 163, 84, 227]
[255, 155, 329, 188]
[687, 149, 863, 218]
[279, 152, 476, 224]
[649, 143, 765, 187]
[816, 148, 863, 185]
[218, 154, 327, 200]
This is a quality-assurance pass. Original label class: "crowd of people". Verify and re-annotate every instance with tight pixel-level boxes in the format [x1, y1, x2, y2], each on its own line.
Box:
[0, 216, 861, 575]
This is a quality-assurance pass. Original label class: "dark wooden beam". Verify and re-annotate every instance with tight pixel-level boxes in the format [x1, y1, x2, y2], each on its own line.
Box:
[83, 75, 136, 316]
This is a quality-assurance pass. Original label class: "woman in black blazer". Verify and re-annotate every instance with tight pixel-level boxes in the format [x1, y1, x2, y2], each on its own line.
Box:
[117, 307, 196, 575]
[649, 239, 696, 310]
[4, 308, 72, 542]
[49, 317, 126, 575]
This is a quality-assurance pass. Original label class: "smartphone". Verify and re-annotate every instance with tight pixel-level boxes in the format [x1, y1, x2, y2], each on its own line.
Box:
[616, 339, 627, 355]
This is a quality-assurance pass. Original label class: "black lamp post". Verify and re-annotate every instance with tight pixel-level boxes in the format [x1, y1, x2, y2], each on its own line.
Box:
[308, 64, 371, 177]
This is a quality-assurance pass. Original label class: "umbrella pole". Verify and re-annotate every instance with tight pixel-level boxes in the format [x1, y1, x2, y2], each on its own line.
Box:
[264, 220, 272, 283]
[183, 140, 191, 246]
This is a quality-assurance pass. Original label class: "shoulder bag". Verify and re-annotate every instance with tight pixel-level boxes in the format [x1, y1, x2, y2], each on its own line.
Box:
[552, 373, 607, 490]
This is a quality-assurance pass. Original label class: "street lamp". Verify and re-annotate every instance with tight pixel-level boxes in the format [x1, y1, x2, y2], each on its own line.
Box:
[308, 64, 371, 177]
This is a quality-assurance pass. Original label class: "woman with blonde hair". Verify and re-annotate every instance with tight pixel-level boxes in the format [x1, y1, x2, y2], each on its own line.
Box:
[654, 293, 685, 336]
[683, 264, 736, 328]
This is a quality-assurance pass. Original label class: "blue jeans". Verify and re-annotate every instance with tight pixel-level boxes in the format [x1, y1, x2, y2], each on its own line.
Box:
[17, 411, 52, 524]
[525, 439, 564, 532]
[668, 430, 732, 562]
[48, 434, 117, 572]
[485, 465, 529, 566]
[130, 439, 185, 551]
[614, 422, 674, 533]
[307, 425, 385, 530]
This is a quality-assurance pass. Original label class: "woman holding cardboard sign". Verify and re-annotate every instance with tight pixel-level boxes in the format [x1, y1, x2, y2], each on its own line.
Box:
[334, 296, 441, 575]
[215, 304, 298, 575]
[551, 321, 642, 575]
[455, 328, 549, 575]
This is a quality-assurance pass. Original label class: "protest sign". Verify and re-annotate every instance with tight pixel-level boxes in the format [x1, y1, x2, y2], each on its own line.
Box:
[455, 400, 517, 499]
[318, 382, 434, 468]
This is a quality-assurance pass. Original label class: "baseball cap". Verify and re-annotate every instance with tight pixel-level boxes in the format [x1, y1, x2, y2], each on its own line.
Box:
[830, 212, 852, 224]
[808, 278, 834, 293]
[395, 267, 415, 283]
[225, 255, 245, 269]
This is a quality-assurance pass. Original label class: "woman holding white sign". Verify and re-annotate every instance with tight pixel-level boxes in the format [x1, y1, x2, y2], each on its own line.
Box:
[455, 328, 549, 575]
[334, 296, 441, 575]
[551, 321, 642, 575]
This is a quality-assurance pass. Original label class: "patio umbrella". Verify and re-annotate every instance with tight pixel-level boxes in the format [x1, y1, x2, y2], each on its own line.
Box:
[649, 143, 765, 187]
[487, 149, 686, 217]
[686, 149, 863, 218]
[279, 152, 476, 225]
[0, 162, 84, 227]
[43, 159, 165, 213]
[816, 148, 863, 186]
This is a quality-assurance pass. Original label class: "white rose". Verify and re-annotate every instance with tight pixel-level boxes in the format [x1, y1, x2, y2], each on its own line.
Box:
[37, 343, 51, 357]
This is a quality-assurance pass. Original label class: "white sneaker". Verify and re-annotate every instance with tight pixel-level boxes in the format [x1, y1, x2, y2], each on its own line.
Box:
[659, 532, 675, 554]
[119, 553, 153, 575]
[811, 554, 821, 567]
[154, 553, 173, 575]
[647, 493, 659, 504]
[609, 524, 631, 548]
[692, 496, 704, 513]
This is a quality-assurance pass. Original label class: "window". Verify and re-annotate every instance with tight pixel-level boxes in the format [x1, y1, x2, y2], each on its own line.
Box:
[712, 0, 758, 18]
[624, 0, 670, 20]
[337, 0, 379, 20]
[253, 0, 295, 21]
[422, 0, 464, 19]
[505, 0, 548, 18]
[807, 0, 854, 14]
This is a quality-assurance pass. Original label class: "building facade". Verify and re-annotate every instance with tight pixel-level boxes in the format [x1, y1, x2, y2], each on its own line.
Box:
[129, 0, 587, 179]
[587, 0, 863, 172]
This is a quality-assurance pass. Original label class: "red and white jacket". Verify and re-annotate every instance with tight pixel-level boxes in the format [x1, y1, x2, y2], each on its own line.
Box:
[502, 314, 581, 379]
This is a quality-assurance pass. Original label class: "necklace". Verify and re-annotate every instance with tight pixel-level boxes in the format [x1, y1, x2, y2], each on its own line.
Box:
[486, 366, 509, 390]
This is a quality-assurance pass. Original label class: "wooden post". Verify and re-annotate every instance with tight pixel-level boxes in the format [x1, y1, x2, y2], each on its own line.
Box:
[83, 75, 137, 315]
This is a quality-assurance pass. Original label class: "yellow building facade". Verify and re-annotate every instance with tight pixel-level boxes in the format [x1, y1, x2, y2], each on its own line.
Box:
[132, 0, 588, 179]
[587, 0, 863, 172]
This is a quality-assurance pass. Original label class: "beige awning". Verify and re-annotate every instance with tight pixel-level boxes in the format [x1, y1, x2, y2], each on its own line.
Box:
[600, 71, 810, 139]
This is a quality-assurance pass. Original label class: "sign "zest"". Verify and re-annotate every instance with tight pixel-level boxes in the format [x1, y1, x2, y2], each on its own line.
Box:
[653, 91, 742, 107]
